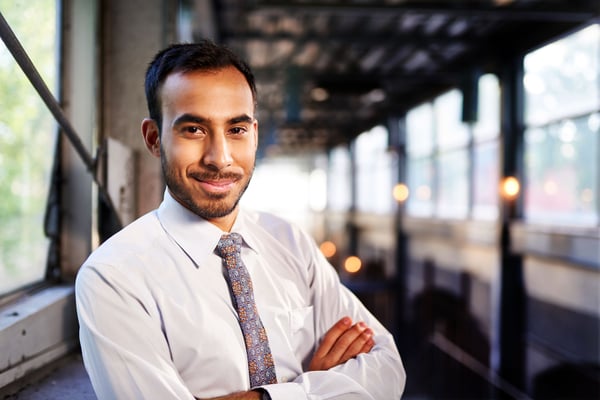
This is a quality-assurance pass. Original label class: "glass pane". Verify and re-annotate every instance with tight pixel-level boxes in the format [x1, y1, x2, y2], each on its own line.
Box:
[434, 89, 470, 150]
[524, 24, 600, 126]
[243, 156, 312, 228]
[0, 0, 58, 293]
[473, 74, 500, 141]
[327, 145, 352, 212]
[524, 114, 599, 226]
[355, 126, 397, 214]
[406, 102, 434, 156]
[472, 140, 499, 220]
[436, 149, 469, 218]
[407, 156, 434, 217]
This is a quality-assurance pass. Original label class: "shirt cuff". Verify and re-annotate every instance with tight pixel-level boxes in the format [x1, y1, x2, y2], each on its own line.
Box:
[260, 382, 306, 400]
[253, 388, 271, 400]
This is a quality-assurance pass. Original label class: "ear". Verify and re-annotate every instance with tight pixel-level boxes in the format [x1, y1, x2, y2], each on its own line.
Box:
[141, 118, 161, 157]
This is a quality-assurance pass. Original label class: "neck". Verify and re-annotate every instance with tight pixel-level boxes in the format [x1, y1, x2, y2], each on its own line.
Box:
[206, 207, 239, 232]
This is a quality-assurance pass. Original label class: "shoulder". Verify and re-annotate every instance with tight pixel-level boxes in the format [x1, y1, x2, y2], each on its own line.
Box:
[246, 208, 308, 237]
[94, 210, 162, 255]
[240, 208, 319, 257]
[75, 210, 167, 300]
[78, 210, 168, 276]
[250, 209, 296, 232]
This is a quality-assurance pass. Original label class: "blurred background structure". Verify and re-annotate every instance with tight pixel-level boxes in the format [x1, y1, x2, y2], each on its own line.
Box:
[0, 0, 598, 398]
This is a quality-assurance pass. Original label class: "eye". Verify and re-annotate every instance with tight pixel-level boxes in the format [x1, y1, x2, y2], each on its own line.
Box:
[182, 126, 205, 136]
[229, 126, 247, 135]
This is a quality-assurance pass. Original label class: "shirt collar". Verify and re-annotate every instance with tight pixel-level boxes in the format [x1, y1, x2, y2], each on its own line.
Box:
[230, 208, 260, 254]
[157, 190, 259, 267]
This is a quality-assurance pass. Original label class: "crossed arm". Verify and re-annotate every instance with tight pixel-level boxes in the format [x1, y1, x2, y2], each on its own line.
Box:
[198, 316, 374, 400]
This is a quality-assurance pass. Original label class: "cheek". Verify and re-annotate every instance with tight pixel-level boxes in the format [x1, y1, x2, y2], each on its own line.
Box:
[236, 147, 256, 169]
[232, 136, 257, 166]
[165, 141, 200, 170]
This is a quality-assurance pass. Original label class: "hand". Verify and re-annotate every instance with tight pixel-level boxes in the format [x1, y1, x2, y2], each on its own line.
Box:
[308, 316, 374, 371]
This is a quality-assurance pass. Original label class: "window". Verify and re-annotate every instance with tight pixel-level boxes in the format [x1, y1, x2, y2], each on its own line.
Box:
[406, 103, 435, 216]
[437, 149, 469, 218]
[0, 0, 58, 294]
[405, 75, 501, 220]
[354, 125, 397, 214]
[472, 74, 501, 220]
[242, 156, 313, 228]
[523, 24, 599, 226]
[472, 140, 500, 219]
[434, 90, 470, 218]
[327, 145, 352, 212]
[524, 115, 599, 225]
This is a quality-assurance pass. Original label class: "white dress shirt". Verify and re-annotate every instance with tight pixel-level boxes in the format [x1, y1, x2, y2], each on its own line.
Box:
[76, 191, 406, 399]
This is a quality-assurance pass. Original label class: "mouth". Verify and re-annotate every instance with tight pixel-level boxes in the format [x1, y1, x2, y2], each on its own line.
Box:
[190, 172, 241, 194]
[198, 179, 235, 193]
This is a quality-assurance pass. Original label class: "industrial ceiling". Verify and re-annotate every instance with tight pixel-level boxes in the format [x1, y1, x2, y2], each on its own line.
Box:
[197, 0, 599, 155]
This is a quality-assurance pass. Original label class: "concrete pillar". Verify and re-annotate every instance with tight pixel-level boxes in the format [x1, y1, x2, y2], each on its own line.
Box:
[100, 0, 178, 217]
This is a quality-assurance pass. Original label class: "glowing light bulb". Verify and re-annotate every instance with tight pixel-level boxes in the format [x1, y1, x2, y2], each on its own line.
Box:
[501, 176, 520, 199]
[393, 183, 409, 202]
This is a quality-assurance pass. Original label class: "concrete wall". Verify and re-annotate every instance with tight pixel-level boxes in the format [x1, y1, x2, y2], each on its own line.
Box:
[100, 0, 178, 218]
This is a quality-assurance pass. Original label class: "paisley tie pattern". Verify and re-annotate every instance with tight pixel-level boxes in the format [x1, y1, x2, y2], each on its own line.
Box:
[216, 233, 277, 387]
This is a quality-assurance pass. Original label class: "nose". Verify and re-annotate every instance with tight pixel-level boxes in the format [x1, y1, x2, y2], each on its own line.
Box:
[201, 133, 233, 170]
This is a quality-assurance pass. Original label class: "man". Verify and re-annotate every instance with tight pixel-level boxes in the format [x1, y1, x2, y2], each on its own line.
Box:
[76, 40, 405, 400]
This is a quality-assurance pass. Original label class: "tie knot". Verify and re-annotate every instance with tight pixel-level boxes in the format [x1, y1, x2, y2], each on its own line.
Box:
[216, 232, 243, 258]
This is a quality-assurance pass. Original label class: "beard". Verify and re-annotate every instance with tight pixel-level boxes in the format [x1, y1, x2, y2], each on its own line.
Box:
[160, 149, 253, 220]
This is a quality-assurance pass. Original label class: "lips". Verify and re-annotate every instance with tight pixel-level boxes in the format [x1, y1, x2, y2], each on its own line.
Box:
[198, 179, 235, 193]
[189, 172, 241, 194]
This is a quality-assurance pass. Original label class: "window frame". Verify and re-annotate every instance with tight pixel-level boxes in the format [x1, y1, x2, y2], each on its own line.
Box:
[0, 0, 99, 391]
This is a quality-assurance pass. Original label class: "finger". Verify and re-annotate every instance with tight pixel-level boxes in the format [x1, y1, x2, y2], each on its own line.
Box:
[326, 321, 369, 362]
[340, 328, 374, 362]
[360, 336, 375, 354]
[313, 316, 353, 359]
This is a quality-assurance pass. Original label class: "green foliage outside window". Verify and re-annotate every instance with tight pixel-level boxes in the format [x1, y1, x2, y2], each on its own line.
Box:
[0, 0, 57, 293]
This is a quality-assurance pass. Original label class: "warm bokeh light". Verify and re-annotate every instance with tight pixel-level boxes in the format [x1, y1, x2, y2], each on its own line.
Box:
[344, 256, 362, 274]
[393, 183, 410, 202]
[501, 176, 520, 199]
[319, 241, 337, 258]
[310, 87, 329, 102]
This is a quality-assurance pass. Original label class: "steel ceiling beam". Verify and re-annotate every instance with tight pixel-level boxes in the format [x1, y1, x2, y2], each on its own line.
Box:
[252, 1, 598, 22]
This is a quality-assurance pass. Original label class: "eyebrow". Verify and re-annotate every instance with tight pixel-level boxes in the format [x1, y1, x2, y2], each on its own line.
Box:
[172, 113, 254, 127]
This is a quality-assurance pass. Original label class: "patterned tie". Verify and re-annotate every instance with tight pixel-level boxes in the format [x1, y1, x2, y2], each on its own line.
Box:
[216, 233, 277, 387]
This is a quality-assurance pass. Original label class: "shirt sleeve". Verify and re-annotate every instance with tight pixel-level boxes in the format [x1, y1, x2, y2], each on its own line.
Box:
[75, 263, 197, 400]
[262, 229, 407, 400]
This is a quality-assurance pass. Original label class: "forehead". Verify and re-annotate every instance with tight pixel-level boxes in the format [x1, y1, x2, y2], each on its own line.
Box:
[160, 67, 254, 110]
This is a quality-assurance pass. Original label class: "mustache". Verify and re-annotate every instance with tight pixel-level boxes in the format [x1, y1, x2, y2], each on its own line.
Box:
[188, 171, 243, 181]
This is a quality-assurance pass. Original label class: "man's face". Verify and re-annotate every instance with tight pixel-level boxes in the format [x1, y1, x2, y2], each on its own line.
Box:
[156, 67, 257, 229]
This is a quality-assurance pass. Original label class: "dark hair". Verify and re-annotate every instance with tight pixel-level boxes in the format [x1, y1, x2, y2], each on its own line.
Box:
[144, 40, 257, 130]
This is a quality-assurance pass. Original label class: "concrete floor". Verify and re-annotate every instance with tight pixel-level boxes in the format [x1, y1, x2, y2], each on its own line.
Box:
[2, 353, 96, 400]
[0, 339, 492, 400]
